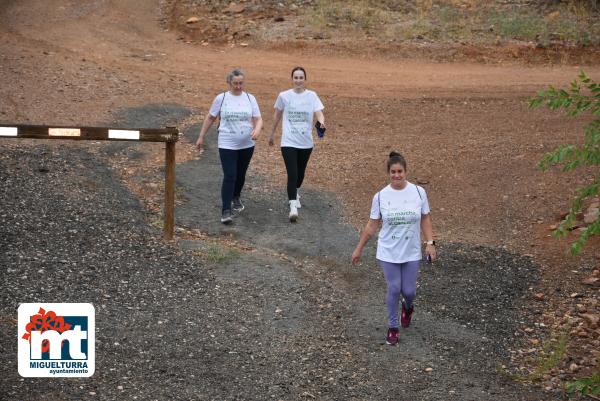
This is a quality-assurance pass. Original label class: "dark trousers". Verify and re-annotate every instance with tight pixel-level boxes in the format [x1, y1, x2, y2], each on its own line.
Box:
[219, 147, 254, 212]
[281, 147, 312, 201]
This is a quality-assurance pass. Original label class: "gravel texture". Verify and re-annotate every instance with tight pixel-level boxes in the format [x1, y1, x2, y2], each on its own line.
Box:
[1, 113, 557, 400]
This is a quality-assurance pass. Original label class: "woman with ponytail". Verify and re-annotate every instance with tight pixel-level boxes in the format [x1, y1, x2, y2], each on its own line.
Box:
[351, 151, 437, 346]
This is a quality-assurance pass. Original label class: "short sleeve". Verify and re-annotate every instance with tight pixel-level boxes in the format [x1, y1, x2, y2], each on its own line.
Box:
[419, 186, 431, 215]
[313, 92, 324, 112]
[274, 93, 284, 111]
[248, 93, 261, 117]
[208, 93, 225, 117]
[369, 192, 381, 220]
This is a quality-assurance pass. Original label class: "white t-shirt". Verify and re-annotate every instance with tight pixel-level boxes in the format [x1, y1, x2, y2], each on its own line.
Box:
[274, 89, 324, 149]
[209, 91, 261, 150]
[370, 182, 431, 264]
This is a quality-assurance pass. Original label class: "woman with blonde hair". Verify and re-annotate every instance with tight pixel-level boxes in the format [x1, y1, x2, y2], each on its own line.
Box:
[196, 68, 263, 224]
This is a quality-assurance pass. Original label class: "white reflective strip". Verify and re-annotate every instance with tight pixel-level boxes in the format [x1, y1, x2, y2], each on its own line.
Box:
[49, 128, 81, 137]
[108, 129, 140, 140]
[0, 127, 17, 136]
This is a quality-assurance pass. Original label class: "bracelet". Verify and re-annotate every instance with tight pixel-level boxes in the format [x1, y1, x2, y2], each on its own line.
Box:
[424, 240, 436, 246]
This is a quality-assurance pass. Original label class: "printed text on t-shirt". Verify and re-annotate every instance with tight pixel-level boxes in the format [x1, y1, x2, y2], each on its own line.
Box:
[386, 211, 418, 226]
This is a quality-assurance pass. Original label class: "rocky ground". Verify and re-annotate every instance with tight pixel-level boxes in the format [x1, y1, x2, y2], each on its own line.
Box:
[1, 0, 599, 399]
[164, 0, 600, 65]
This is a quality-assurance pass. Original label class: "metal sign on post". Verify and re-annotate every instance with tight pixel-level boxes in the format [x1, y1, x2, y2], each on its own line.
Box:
[0, 123, 179, 240]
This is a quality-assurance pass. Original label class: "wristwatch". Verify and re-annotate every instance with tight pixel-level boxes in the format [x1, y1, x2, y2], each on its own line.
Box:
[424, 240, 436, 246]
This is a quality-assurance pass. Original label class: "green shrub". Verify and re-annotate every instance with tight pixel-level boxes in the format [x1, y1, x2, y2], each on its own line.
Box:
[530, 71, 600, 255]
[566, 373, 600, 396]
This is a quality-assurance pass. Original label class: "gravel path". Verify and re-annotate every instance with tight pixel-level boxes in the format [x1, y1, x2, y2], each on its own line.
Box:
[1, 109, 557, 400]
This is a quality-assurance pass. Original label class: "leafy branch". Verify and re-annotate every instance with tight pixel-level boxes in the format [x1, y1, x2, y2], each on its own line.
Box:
[566, 372, 600, 397]
[530, 70, 600, 255]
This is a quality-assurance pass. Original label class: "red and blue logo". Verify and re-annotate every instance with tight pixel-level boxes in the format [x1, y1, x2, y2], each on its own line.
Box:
[18, 303, 95, 377]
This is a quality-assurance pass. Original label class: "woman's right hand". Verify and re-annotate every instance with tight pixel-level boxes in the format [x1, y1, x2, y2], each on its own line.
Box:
[351, 248, 361, 265]
[195, 136, 204, 151]
[268, 134, 275, 146]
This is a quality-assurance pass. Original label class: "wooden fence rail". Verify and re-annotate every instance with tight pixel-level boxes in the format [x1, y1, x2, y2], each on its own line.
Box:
[0, 124, 179, 240]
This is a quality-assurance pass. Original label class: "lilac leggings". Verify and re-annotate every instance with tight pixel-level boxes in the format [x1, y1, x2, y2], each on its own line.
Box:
[378, 259, 421, 328]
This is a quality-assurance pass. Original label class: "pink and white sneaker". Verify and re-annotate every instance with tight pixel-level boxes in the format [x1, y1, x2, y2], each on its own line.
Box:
[386, 327, 399, 345]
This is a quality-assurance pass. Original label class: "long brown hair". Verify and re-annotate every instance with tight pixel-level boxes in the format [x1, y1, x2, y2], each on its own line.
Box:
[291, 66, 307, 80]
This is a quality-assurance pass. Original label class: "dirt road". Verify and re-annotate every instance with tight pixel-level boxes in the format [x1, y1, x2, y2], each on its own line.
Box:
[2, 1, 599, 399]
[2, 0, 598, 252]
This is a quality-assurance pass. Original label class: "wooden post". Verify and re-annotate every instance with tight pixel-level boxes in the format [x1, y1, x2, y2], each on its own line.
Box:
[164, 140, 176, 241]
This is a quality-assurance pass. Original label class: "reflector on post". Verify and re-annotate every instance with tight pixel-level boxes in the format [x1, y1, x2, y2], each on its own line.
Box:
[0, 127, 17, 137]
[108, 129, 140, 140]
[49, 128, 81, 137]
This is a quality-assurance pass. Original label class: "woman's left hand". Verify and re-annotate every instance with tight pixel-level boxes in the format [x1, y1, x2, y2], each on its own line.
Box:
[425, 244, 437, 262]
[251, 130, 260, 140]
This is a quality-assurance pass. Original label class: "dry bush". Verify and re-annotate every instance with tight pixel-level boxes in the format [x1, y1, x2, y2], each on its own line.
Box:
[303, 0, 598, 44]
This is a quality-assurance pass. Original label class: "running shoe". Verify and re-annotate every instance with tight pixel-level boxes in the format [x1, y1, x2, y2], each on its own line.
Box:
[289, 200, 298, 222]
[295, 193, 301, 209]
[401, 303, 414, 328]
[386, 327, 399, 346]
[232, 197, 245, 213]
[221, 210, 233, 225]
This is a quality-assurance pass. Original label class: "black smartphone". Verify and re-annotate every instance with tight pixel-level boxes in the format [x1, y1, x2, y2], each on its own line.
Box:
[315, 121, 326, 138]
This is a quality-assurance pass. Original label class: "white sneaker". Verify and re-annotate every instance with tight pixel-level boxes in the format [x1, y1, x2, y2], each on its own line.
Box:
[295, 193, 301, 209]
[289, 200, 298, 222]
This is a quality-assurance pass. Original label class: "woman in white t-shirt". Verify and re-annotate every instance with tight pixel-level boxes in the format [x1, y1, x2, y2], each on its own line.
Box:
[196, 68, 263, 224]
[268, 66, 325, 222]
[351, 151, 437, 346]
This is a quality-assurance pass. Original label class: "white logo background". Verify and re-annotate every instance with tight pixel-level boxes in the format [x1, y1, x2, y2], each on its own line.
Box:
[18, 303, 95, 377]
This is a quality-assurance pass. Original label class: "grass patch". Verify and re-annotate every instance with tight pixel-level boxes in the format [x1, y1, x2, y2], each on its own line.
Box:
[502, 329, 570, 383]
[488, 11, 545, 41]
[157, 181, 186, 196]
[193, 243, 240, 264]
[301, 0, 599, 45]
[150, 219, 164, 230]
[528, 330, 570, 382]
[306, 0, 391, 32]
[564, 0, 599, 17]
[488, 9, 600, 45]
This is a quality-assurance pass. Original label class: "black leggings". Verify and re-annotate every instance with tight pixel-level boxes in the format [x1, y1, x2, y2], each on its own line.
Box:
[219, 147, 254, 212]
[281, 147, 312, 201]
